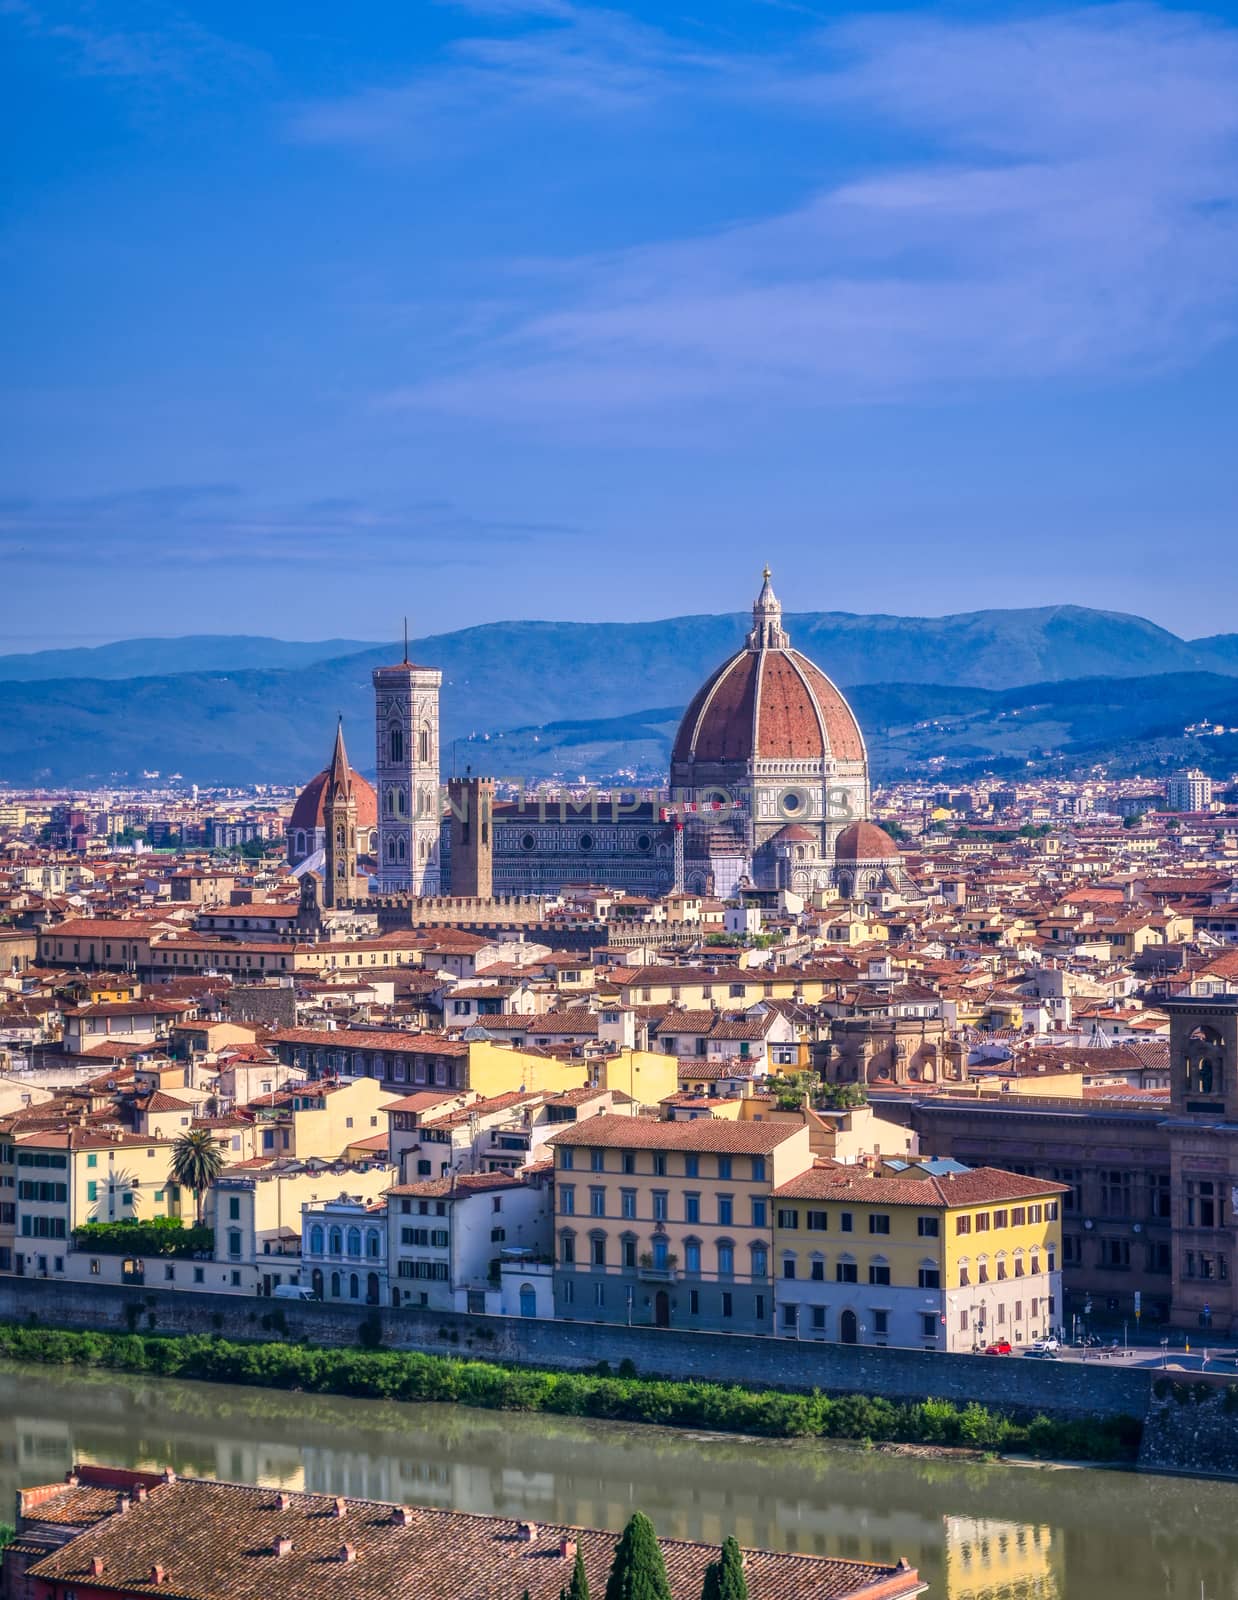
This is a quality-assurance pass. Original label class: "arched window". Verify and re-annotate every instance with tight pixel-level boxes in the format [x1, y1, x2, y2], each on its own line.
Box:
[519, 1283, 537, 1318]
[717, 1240, 735, 1278]
[366, 1229, 381, 1259]
[329, 1228, 343, 1256]
[294, 831, 306, 857]
[349, 1272, 360, 1300]
[330, 1271, 341, 1298]
[347, 1227, 362, 1257]
[309, 1226, 323, 1255]
[389, 725, 404, 763]
[419, 725, 430, 764]
[397, 837, 406, 862]
[387, 838, 396, 862]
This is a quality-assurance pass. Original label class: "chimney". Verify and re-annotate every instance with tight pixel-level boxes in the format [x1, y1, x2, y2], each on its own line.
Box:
[162, 1466, 176, 1483]
[392, 1507, 413, 1527]
[559, 1537, 578, 1560]
[149, 1564, 167, 1585]
[333, 1497, 348, 1518]
[518, 1521, 539, 1543]
[115, 1493, 131, 1515]
[276, 1492, 291, 1511]
[90, 1556, 106, 1577]
[338, 1543, 357, 1563]
[135, 1486, 148, 1503]
[274, 1536, 293, 1558]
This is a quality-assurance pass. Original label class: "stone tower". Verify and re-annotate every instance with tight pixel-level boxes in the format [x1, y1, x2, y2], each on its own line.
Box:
[448, 774, 494, 897]
[373, 649, 442, 895]
[322, 719, 361, 908]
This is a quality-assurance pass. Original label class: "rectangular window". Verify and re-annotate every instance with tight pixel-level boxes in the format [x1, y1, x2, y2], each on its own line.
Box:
[992, 1209, 1008, 1230]
[653, 1153, 667, 1177]
[974, 1213, 990, 1233]
[751, 1198, 767, 1229]
[560, 1235, 575, 1266]
[806, 1210, 828, 1232]
[684, 1155, 699, 1179]
[560, 1149, 574, 1171]
[811, 1306, 826, 1330]
[874, 1310, 889, 1336]
[623, 1238, 637, 1269]
[684, 1192, 700, 1224]
[591, 1237, 606, 1267]
[653, 1190, 668, 1222]
[810, 1257, 825, 1281]
[755, 1293, 765, 1321]
[718, 1195, 733, 1227]
[777, 1208, 800, 1230]
[917, 1216, 940, 1237]
[721, 1291, 733, 1318]
[591, 1149, 605, 1172]
[868, 1214, 890, 1235]
[921, 1314, 938, 1340]
[589, 1187, 606, 1217]
[689, 1288, 700, 1315]
[918, 1266, 941, 1289]
[869, 1261, 890, 1285]
[835, 1260, 857, 1283]
[751, 1157, 766, 1182]
[622, 1152, 635, 1175]
[560, 1186, 575, 1217]
[839, 1212, 853, 1233]
[783, 1257, 797, 1279]
[956, 1215, 971, 1235]
[717, 1156, 732, 1180]
[621, 1189, 637, 1220]
[228, 1197, 241, 1220]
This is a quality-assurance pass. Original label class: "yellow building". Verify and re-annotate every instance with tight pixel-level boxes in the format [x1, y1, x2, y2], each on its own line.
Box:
[255, 1076, 402, 1162]
[771, 1161, 1066, 1351]
[593, 1047, 679, 1108]
[465, 1041, 588, 1099]
[548, 1113, 813, 1334]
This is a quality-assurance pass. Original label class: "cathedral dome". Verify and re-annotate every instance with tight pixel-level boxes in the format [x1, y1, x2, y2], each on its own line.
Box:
[671, 572, 866, 768]
[834, 820, 900, 861]
[289, 767, 377, 836]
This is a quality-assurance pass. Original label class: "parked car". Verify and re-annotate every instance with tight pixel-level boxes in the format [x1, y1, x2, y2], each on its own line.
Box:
[983, 1340, 1013, 1355]
[1031, 1337, 1061, 1354]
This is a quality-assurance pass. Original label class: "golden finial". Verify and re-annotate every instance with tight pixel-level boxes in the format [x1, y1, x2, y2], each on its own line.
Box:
[763, 565, 771, 581]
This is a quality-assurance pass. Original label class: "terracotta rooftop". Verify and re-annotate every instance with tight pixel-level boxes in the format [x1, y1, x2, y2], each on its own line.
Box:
[773, 1164, 1069, 1208]
[22, 1472, 924, 1600]
[548, 1112, 803, 1153]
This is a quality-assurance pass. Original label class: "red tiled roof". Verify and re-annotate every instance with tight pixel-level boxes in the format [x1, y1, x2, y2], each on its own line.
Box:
[548, 1112, 803, 1153]
[773, 1165, 1068, 1207]
[23, 1474, 923, 1600]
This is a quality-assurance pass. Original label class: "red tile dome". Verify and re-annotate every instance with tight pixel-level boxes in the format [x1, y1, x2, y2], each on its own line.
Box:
[834, 820, 900, 861]
[672, 574, 865, 768]
[289, 767, 377, 835]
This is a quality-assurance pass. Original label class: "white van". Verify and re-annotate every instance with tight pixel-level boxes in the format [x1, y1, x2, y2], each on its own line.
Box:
[272, 1284, 318, 1302]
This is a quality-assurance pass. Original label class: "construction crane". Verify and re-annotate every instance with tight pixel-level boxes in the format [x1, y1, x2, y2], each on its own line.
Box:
[658, 798, 746, 893]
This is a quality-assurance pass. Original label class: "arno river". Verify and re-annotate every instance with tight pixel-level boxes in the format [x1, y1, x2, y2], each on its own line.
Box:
[2, 1360, 1236, 1599]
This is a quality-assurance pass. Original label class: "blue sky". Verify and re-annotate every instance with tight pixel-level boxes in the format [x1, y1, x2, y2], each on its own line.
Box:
[3, 0, 1237, 652]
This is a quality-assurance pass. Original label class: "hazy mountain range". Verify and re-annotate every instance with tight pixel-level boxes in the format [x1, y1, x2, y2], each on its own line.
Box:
[4, 606, 1238, 786]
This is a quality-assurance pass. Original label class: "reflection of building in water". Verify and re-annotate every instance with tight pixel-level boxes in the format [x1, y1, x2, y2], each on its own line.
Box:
[942, 1514, 1062, 1600]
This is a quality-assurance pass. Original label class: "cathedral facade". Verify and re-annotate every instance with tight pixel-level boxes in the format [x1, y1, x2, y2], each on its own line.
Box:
[290, 573, 904, 902]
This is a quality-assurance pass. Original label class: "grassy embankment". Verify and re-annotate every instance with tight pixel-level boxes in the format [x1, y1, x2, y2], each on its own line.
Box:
[0, 1321, 1143, 1462]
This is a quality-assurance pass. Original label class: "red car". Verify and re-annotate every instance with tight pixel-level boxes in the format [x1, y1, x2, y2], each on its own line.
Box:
[984, 1341, 1013, 1356]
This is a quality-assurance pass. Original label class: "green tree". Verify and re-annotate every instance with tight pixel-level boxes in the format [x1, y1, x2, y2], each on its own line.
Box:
[170, 1128, 225, 1224]
[604, 1512, 671, 1600]
[561, 1545, 590, 1600]
[700, 1561, 721, 1600]
[715, 1537, 747, 1600]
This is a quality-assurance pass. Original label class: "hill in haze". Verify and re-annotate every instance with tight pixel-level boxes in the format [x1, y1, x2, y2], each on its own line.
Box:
[4, 605, 1238, 785]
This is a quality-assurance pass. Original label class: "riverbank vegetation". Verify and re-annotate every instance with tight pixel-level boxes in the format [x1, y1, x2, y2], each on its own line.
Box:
[0, 1322, 1142, 1463]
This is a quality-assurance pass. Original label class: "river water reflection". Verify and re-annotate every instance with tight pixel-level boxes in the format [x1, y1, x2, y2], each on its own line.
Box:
[1, 1361, 1236, 1599]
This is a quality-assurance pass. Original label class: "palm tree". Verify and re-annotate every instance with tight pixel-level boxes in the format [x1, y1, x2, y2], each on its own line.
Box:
[170, 1128, 225, 1224]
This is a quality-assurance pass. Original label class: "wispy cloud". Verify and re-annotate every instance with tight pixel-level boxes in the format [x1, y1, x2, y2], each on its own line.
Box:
[1, 0, 266, 86]
[0, 485, 578, 566]
[355, 4, 1238, 423]
[289, 3, 723, 147]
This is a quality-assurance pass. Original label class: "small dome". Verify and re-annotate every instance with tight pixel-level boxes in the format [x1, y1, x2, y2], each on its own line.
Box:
[834, 820, 899, 861]
[289, 768, 377, 835]
[768, 823, 819, 845]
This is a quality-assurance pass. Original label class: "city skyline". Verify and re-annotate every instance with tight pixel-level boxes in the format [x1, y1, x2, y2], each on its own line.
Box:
[4, 0, 1238, 650]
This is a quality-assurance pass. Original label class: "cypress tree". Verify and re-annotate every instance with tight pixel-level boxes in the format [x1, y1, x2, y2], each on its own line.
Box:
[603, 1511, 672, 1600]
[700, 1559, 721, 1600]
[561, 1545, 590, 1600]
[716, 1537, 748, 1600]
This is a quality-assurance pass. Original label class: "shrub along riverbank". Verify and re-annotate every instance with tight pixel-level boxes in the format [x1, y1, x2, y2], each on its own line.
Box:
[0, 1321, 1142, 1463]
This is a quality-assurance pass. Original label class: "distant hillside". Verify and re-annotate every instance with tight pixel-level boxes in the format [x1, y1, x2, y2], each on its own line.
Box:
[0, 636, 380, 682]
[3, 604, 1238, 785]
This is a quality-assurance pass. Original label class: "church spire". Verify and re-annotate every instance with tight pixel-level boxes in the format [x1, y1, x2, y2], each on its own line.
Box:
[328, 716, 353, 800]
[748, 566, 789, 650]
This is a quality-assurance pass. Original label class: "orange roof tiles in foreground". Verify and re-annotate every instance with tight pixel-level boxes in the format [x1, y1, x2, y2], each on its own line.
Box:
[22, 1472, 925, 1600]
